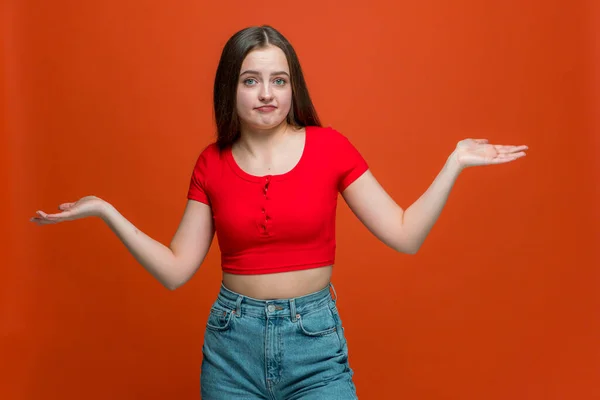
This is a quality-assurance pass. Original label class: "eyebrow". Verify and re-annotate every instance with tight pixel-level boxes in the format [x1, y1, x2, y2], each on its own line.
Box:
[240, 70, 290, 77]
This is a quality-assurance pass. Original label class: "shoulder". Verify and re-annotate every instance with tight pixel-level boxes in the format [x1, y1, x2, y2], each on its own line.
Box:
[309, 125, 362, 152]
[310, 125, 344, 138]
[308, 125, 353, 146]
[191, 141, 224, 174]
[195, 141, 223, 163]
[199, 141, 221, 158]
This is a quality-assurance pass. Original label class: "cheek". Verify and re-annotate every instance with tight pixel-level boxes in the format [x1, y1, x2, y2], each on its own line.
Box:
[279, 88, 293, 110]
[236, 90, 252, 112]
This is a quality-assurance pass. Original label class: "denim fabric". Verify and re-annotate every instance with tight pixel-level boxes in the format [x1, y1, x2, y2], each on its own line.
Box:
[200, 282, 357, 399]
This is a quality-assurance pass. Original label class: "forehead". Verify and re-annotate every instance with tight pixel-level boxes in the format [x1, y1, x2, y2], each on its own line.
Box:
[241, 45, 289, 72]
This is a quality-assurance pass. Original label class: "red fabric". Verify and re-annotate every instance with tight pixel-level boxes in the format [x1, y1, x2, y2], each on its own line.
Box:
[187, 126, 369, 275]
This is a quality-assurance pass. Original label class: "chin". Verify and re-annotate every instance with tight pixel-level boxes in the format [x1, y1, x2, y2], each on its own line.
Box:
[244, 117, 288, 131]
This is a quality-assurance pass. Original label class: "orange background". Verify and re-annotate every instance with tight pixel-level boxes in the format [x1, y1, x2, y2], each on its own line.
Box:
[2, 1, 599, 399]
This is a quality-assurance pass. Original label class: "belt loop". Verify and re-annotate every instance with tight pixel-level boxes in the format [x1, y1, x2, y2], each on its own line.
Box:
[235, 295, 243, 317]
[329, 282, 338, 303]
[289, 298, 297, 322]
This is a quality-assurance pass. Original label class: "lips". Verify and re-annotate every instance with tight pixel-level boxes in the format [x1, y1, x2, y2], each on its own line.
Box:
[256, 106, 277, 112]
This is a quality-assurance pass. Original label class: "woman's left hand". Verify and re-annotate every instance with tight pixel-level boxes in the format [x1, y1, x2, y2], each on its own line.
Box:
[453, 139, 528, 169]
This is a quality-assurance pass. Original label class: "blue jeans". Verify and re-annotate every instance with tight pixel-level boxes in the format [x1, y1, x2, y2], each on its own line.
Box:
[201, 282, 358, 399]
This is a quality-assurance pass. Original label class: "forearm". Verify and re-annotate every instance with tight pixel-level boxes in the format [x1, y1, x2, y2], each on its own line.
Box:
[401, 152, 463, 252]
[100, 203, 180, 289]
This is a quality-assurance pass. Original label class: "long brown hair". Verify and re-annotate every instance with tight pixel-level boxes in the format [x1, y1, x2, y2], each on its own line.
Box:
[213, 25, 321, 149]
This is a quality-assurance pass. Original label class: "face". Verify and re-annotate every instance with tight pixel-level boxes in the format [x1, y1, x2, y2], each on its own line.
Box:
[236, 45, 292, 132]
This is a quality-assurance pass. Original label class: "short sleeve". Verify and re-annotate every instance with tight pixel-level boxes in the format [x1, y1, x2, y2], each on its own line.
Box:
[187, 144, 214, 205]
[331, 128, 369, 192]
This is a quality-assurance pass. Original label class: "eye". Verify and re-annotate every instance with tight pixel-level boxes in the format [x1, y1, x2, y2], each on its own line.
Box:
[243, 78, 258, 86]
[274, 78, 287, 86]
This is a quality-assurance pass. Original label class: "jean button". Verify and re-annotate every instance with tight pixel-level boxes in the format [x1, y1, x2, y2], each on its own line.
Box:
[267, 305, 275, 312]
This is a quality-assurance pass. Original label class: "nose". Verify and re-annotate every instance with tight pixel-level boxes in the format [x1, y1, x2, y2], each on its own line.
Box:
[259, 84, 273, 102]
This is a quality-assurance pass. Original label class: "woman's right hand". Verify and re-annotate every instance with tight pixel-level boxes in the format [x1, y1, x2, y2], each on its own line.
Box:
[30, 195, 109, 225]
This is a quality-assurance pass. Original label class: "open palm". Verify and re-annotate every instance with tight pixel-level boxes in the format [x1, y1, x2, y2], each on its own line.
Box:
[455, 139, 528, 168]
[30, 195, 106, 225]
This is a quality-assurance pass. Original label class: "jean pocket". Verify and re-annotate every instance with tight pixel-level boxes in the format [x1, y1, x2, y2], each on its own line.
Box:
[329, 302, 348, 350]
[206, 302, 234, 332]
[296, 304, 338, 337]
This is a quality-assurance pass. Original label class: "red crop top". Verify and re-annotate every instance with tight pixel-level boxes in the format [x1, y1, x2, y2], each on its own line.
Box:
[187, 125, 369, 275]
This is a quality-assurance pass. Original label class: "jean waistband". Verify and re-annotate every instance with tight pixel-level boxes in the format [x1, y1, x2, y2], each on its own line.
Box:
[216, 281, 338, 320]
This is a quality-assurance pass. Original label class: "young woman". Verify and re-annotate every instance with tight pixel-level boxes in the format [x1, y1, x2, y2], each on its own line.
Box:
[31, 25, 527, 399]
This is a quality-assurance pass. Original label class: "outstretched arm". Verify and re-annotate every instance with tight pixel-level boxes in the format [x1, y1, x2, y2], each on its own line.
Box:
[341, 139, 528, 254]
[31, 197, 214, 290]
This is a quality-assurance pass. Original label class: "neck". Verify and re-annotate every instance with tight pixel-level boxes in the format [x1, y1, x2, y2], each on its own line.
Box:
[237, 121, 291, 158]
